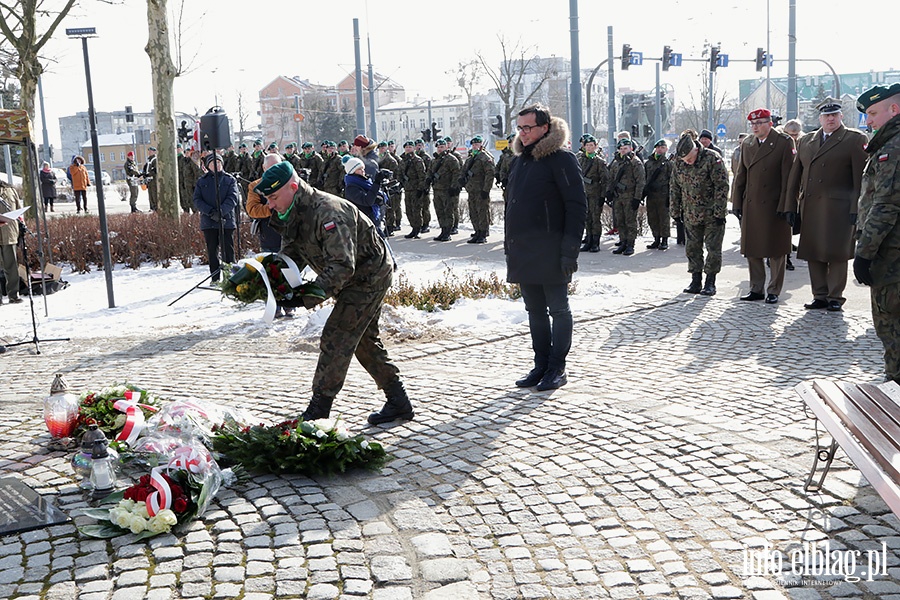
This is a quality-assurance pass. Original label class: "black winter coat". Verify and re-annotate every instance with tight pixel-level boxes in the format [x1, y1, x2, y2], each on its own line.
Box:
[505, 117, 587, 285]
[39, 169, 56, 200]
[193, 171, 240, 231]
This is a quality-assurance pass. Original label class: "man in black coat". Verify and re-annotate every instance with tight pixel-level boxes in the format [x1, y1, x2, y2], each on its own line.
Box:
[505, 104, 587, 391]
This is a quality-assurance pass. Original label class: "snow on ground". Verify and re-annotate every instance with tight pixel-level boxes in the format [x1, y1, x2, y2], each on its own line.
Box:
[2, 251, 658, 347]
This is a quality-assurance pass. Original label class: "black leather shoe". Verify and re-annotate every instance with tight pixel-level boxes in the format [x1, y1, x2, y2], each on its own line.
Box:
[804, 299, 828, 310]
[536, 369, 567, 392]
[827, 301, 842, 312]
[786, 257, 795, 271]
[765, 294, 779, 304]
[515, 367, 546, 388]
[740, 292, 765, 301]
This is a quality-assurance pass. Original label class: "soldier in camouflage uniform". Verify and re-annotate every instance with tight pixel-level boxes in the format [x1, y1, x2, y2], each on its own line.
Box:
[495, 133, 516, 206]
[320, 141, 344, 197]
[256, 161, 415, 425]
[337, 140, 350, 157]
[222, 145, 239, 174]
[669, 130, 730, 296]
[427, 139, 461, 241]
[414, 139, 433, 232]
[400, 141, 427, 238]
[461, 135, 494, 244]
[643, 139, 673, 250]
[854, 84, 900, 383]
[124, 151, 142, 213]
[377, 141, 402, 236]
[578, 135, 608, 252]
[237, 143, 253, 201]
[284, 143, 302, 174]
[445, 136, 465, 234]
[606, 138, 645, 255]
[250, 140, 265, 180]
[180, 149, 203, 213]
[299, 142, 323, 188]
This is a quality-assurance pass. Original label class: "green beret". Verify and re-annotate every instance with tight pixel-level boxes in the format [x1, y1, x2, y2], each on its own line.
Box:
[176, 143, 183, 149]
[267, 143, 278, 150]
[471, 135, 484, 144]
[403, 140, 415, 148]
[254, 161, 295, 196]
[654, 139, 667, 148]
[388, 140, 395, 145]
[284, 142, 295, 149]
[239, 143, 247, 148]
[415, 138, 424, 145]
[675, 134, 696, 158]
[338, 140, 349, 146]
[254, 139, 262, 146]
[583, 135, 597, 143]
[377, 141, 387, 148]
[301, 142, 313, 149]
[616, 138, 633, 149]
[326, 140, 337, 148]
[857, 83, 900, 112]
[443, 136, 452, 143]
[148, 146, 157, 151]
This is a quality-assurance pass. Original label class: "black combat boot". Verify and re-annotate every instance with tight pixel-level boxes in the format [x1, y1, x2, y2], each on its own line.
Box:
[622, 243, 635, 256]
[450, 227, 458, 235]
[434, 228, 451, 242]
[659, 237, 668, 250]
[683, 273, 702, 294]
[368, 380, 415, 425]
[612, 242, 626, 254]
[300, 394, 333, 421]
[647, 237, 661, 249]
[700, 273, 717, 296]
[404, 227, 421, 239]
[589, 236, 600, 253]
[420, 225, 430, 233]
[580, 237, 592, 252]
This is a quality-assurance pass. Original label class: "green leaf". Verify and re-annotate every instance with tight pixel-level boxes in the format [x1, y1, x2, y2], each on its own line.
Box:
[78, 523, 127, 538]
[72, 507, 114, 520]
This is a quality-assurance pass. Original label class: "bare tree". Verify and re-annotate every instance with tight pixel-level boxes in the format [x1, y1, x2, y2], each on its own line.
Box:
[235, 90, 250, 141]
[475, 35, 557, 136]
[146, 0, 179, 220]
[450, 59, 481, 133]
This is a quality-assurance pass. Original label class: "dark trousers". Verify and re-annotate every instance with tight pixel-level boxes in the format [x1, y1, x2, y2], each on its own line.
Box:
[202, 228, 235, 282]
[74, 189, 87, 211]
[520, 283, 573, 372]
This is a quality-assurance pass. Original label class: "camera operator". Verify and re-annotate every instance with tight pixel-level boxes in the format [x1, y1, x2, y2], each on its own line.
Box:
[0, 179, 23, 305]
[343, 157, 389, 236]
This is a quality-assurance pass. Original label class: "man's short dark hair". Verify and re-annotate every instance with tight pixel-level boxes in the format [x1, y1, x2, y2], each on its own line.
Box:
[518, 103, 551, 126]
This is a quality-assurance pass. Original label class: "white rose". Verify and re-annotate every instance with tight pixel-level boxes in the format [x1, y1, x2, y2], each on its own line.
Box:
[128, 514, 147, 534]
[360, 441, 370, 450]
[335, 429, 349, 442]
[109, 508, 130, 528]
[311, 418, 335, 433]
[155, 509, 178, 526]
[118, 499, 136, 511]
[315, 429, 327, 439]
[147, 515, 172, 534]
[134, 502, 150, 519]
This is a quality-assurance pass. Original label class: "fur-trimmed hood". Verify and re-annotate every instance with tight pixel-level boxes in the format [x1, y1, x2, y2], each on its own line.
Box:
[512, 116, 570, 160]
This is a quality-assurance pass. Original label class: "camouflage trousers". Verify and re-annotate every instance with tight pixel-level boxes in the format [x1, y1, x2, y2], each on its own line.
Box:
[645, 192, 670, 240]
[403, 188, 424, 228]
[466, 188, 491, 232]
[451, 192, 461, 230]
[612, 197, 638, 244]
[385, 191, 402, 231]
[871, 280, 900, 384]
[179, 186, 193, 213]
[128, 184, 139, 210]
[312, 281, 400, 400]
[684, 218, 725, 275]
[584, 192, 604, 237]
[432, 188, 456, 229]
[147, 180, 158, 212]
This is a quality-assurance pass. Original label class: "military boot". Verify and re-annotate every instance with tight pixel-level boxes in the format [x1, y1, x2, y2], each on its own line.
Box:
[659, 237, 669, 250]
[647, 237, 661, 249]
[612, 241, 627, 254]
[404, 227, 421, 239]
[683, 273, 702, 294]
[368, 380, 415, 425]
[700, 273, 717, 296]
[580, 237, 592, 252]
[434, 228, 451, 242]
[588, 236, 600, 253]
[622, 243, 635, 256]
[300, 394, 333, 421]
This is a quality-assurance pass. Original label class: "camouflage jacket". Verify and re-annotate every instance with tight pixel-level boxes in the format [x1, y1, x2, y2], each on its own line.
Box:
[0, 182, 22, 245]
[461, 150, 494, 194]
[400, 152, 426, 194]
[857, 113, 900, 286]
[321, 153, 344, 194]
[250, 151, 264, 180]
[270, 180, 393, 300]
[428, 151, 461, 191]
[643, 153, 672, 199]
[299, 152, 324, 187]
[578, 152, 608, 201]
[669, 148, 730, 224]
[416, 149, 433, 171]
[495, 147, 514, 187]
[238, 153, 253, 181]
[124, 158, 142, 180]
[607, 151, 644, 202]
[182, 157, 203, 196]
[378, 152, 399, 176]
[223, 150, 239, 174]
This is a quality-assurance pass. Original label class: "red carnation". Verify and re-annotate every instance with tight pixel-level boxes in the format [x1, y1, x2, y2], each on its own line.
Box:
[139, 475, 151, 486]
[173, 497, 188, 513]
[135, 487, 150, 502]
[169, 484, 184, 499]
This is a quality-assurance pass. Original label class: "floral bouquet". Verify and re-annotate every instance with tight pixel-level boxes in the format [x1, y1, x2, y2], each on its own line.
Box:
[220, 253, 326, 305]
[211, 416, 388, 476]
[75, 384, 163, 441]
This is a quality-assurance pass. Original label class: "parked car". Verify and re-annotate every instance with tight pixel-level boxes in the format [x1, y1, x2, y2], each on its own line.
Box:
[50, 168, 72, 201]
[101, 171, 111, 186]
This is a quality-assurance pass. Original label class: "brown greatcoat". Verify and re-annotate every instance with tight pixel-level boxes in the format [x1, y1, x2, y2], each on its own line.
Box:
[731, 130, 795, 258]
[781, 124, 868, 262]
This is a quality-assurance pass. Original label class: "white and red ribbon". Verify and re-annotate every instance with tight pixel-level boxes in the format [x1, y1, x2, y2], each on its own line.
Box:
[240, 253, 304, 325]
[145, 466, 171, 517]
[113, 399, 145, 446]
[167, 446, 204, 474]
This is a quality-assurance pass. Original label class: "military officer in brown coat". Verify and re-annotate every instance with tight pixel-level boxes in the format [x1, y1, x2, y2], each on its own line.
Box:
[731, 108, 795, 303]
[782, 98, 868, 311]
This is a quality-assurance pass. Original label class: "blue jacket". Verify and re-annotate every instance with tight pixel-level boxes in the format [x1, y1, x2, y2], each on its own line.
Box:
[193, 171, 240, 230]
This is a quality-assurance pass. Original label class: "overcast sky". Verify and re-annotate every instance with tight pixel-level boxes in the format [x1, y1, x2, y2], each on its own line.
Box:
[29, 0, 898, 149]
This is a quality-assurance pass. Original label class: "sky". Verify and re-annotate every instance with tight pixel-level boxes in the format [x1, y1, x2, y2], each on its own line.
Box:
[24, 0, 900, 150]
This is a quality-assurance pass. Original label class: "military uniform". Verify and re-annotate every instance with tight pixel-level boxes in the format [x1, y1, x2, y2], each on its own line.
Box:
[123, 156, 142, 213]
[607, 147, 645, 254]
[237, 147, 253, 200]
[378, 150, 402, 235]
[0, 181, 22, 302]
[223, 148, 239, 174]
[855, 98, 900, 383]
[299, 149, 324, 188]
[415, 147, 433, 229]
[142, 151, 158, 212]
[461, 144, 494, 243]
[643, 150, 672, 249]
[670, 144, 730, 292]
[321, 151, 344, 197]
[495, 143, 515, 205]
[180, 155, 202, 213]
[427, 148, 461, 238]
[578, 150, 608, 250]
[400, 148, 427, 236]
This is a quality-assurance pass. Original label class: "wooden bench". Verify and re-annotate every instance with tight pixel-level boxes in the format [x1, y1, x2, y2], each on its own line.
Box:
[796, 379, 900, 518]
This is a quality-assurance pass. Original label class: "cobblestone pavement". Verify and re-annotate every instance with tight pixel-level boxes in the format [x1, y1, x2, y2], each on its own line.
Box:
[1, 293, 898, 600]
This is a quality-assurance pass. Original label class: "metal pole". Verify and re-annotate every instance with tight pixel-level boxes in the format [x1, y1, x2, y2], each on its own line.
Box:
[606, 26, 617, 152]
[427, 100, 433, 154]
[766, 0, 771, 109]
[294, 94, 301, 144]
[654, 63, 662, 142]
[38, 76, 51, 165]
[80, 36, 115, 308]
[352, 18, 365, 136]
[568, 0, 583, 136]
[0, 96, 12, 184]
[367, 33, 377, 139]
[787, 0, 798, 119]
[708, 70, 715, 132]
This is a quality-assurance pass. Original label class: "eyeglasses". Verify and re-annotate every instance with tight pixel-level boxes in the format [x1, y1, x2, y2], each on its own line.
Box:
[749, 120, 771, 126]
[516, 124, 542, 133]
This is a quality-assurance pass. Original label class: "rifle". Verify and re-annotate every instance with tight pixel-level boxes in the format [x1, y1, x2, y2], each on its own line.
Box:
[607, 157, 629, 203]
[642, 156, 667, 199]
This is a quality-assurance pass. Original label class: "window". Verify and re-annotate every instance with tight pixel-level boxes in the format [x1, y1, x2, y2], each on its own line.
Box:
[449, 116, 456, 127]
[390, 120, 395, 131]
[99, 153, 105, 163]
[419, 119, 426, 129]
[437, 119, 444, 128]
[121, 152, 125, 161]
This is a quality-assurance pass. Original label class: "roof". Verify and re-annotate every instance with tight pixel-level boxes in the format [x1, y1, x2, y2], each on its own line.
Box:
[81, 133, 135, 148]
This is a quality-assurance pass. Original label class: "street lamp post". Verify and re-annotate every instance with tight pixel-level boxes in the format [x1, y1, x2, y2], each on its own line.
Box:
[67, 27, 115, 309]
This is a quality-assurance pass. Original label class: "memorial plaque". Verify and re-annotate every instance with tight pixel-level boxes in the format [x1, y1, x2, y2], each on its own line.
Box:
[0, 477, 69, 536]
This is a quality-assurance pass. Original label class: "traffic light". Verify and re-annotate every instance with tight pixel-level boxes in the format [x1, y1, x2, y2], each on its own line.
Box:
[125, 106, 134, 123]
[642, 125, 654, 138]
[709, 45, 720, 72]
[662, 46, 672, 71]
[431, 122, 441, 142]
[422, 128, 431, 143]
[621, 44, 632, 70]
[755, 47, 766, 72]
[491, 115, 503, 137]
[630, 124, 639, 138]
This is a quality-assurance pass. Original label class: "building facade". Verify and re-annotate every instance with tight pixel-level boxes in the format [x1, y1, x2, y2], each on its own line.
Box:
[59, 110, 155, 168]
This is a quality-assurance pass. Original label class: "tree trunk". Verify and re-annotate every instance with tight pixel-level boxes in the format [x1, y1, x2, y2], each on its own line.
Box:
[145, 0, 180, 221]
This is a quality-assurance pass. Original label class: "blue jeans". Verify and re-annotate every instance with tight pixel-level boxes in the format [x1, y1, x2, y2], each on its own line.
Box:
[519, 283, 573, 372]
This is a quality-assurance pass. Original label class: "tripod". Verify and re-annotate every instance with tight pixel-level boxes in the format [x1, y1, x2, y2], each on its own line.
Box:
[4, 227, 70, 354]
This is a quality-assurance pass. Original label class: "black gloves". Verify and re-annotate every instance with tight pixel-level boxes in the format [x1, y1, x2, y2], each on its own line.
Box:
[853, 256, 873, 286]
[480, 191, 490, 200]
[850, 213, 858, 225]
[560, 256, 578, 278]
[209, 209, 221, 223]
[714, 217, 726, 226]
[783, 212, 797, 228]
[631, 199, 641, 211]
[17, 220, 26, 237]
[732, 209, 742, 220]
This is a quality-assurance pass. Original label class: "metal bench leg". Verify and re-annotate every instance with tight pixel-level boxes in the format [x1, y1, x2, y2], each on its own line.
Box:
[804, 419, 839, 493]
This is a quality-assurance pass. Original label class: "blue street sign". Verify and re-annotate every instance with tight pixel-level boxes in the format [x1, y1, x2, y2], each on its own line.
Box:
[765, 54, 774, 67]
[717, 54, 729, 68]
[669, 53, 682, 67]
[858, 113, 868, 129]
[630, 52, 643, 66]
[716, 124, 727, 138]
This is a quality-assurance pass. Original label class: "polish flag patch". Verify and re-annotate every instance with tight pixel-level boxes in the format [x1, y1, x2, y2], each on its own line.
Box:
[879, 154, 890, 162]
[323, 221, 336, 231]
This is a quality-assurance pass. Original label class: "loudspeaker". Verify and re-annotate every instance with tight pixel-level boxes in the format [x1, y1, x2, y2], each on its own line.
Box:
[199, 109, 231, 150]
